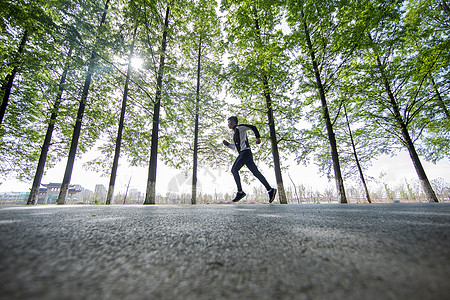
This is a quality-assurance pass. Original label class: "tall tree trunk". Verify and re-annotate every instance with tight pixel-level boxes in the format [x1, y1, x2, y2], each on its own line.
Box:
[27, 46, 73, 205]
[431, 77, 450, 121]
[191, 37, 202, 205]
[144, 6, 170, 205]
[123, 176, 131, 205]
[302, 18, 347, 204]
[253, 11, 288, 204]
[57, 0, 110, 205]
[262, 77, 288, 204]
[0, 30, 28, 125]
[106, 26, 137, 205]
[343, 103, 372, 203]
[370, 35, 438, 203]
[288, 173, 300, 203]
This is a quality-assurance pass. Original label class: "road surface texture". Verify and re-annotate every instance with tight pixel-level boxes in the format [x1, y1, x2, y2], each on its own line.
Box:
[0, 203, 449, 300]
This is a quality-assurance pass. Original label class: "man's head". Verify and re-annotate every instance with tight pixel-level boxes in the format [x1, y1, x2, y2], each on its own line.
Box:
[228, 116, 238, 129]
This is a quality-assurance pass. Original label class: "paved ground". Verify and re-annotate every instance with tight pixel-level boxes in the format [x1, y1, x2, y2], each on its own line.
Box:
[0, 203, 449, 300]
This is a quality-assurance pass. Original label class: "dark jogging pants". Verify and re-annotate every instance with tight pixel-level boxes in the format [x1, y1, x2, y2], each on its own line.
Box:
[231, 149, 271, 192]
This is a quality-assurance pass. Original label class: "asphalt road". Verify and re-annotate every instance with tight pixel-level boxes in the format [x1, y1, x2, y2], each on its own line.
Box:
[0, 203, 449, 300]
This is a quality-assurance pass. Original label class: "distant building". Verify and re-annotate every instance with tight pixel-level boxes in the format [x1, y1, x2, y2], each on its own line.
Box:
[0, 192, 29, 204]
[0, 183, 100, 205]
[128, 188, 138, 196]
[39, 183, 83, 204]
[94, 184, 107, 203]
[95, 184, 106, 195]
[79, 188, 93, 204]
[37, 188, 48, 204]
[123, 188, 143, 204]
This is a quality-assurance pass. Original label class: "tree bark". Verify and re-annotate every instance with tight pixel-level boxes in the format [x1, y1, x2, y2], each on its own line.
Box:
[343, 103, 372, 203]
[262, 77, 288, 204]
[288, 173, 300, 203]
[27, 46, 73, 205]
[144, 6, 170, 205]
[106, 26, 137, 205]
[57, 0, 110, 205]
[0, 30, 28, 125]
[191, 37, 202, 205]
[370, 34, 438, 203]
[302, 17, 348, 204]
[253, 11, 288, 204]
[123, 176, 131, 205]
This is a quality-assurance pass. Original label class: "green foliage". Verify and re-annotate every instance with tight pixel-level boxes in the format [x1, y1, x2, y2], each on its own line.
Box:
[346, 0, 449, 164]
[83, 0, 227, 178]
[160, 0, 228, 172]
[403, 0, 450, 162]
[284, 0, 377, 182]
[0, 0, 121, 181]
[221, 0, 297, 168]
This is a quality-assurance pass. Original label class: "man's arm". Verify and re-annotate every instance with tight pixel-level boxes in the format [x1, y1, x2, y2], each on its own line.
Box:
[239, 124, 261, 138]
[239, 124, 261, 143]
[223, 140, 236, 150]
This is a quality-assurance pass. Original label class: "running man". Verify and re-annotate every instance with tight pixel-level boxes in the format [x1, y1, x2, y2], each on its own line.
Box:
[223, 116, 277, 203]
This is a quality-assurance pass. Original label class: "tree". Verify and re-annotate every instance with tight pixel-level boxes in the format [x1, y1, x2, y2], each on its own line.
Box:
[353, 0, 439, 202]
[24, 0, 107, 205]
[403, 0, 450, 162]
[342, 102, 371, 203]
[222, 0, 293, 204]
[57, 0, 112, 204]
[285, 0, 360, 203]
[105, 25, 138, 205]
[0, 0, 58, 125]
[27, 45, 73, 205]
[0, 0, 92, 183]
[0, 30, 27, 125]
[83, 0, 199, 206]
[161, 0, 225, 205]
[191, 39, 202, 205]
[144, 5, 171, 205]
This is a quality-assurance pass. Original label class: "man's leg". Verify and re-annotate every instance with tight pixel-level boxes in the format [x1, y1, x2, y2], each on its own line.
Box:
[246, 155, 277, 203]
[245, 156, 271, 191]
[231, 151, 251, 192]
